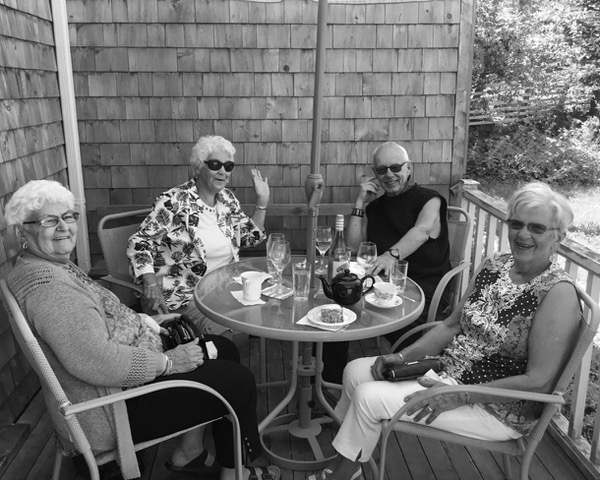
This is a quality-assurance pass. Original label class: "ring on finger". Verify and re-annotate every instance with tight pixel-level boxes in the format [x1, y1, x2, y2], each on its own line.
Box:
[424, 406, 433, 414]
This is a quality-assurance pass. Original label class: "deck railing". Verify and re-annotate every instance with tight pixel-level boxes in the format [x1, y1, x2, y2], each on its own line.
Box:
[457, 179, 600, 478]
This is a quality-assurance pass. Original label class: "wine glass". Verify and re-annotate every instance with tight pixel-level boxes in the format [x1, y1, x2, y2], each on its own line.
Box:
[268, 240, 291, 294]
[357, 241, 377, 274]
[266, 233, 286, 283]
[315, 226, 332, 275]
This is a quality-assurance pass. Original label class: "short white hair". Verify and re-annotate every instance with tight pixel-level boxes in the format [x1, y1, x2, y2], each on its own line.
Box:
[190, 135, 236, 171]
[5, 180, 75, 226]
[507, 181, 574, 234]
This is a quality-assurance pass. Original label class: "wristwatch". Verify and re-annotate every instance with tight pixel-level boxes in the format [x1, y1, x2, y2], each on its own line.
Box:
[388, 248, 401, 260]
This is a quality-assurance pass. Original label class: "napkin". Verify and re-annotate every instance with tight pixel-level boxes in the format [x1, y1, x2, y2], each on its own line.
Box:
[230, 290, 265, 305]
[296, 315, 349, 332]
[261, 284, 294, 300]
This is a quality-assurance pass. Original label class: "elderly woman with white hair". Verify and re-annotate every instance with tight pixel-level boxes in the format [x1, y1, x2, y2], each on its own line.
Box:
[5, 179, 280, 480]
[309, 181, 582, 480]
[127, 135, 269, 340]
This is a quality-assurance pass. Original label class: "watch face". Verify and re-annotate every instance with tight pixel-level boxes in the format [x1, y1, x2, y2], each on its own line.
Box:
[390, 249, 400, 259]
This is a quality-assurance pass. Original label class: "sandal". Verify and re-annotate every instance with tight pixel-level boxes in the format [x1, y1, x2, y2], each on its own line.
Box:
[164, 449, 221, 477]
[247, 465, 281, 480]
[307, 467, 362, 480]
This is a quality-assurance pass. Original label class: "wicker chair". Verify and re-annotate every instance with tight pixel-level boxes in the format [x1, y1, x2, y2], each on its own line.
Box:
[378, 287, 600, 480]
[0, 278, 244, 480]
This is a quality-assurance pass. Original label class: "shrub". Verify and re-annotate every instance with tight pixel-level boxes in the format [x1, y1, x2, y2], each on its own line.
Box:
[467, 117, 600, 186]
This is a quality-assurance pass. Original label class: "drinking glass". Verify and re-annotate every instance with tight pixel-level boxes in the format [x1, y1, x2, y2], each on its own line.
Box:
[357, 241, 377, 274]
[266, 233, 286, 283]
[292, 260, 312, 301]
[268, 240, 291, 294]
[315, 226, 332, 274]
[390, 259, 408, 295]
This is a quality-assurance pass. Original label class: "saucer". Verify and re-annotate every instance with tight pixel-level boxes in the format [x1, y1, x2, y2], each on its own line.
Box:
[365, 293, 402, 309]
[307, 304, 357, 328]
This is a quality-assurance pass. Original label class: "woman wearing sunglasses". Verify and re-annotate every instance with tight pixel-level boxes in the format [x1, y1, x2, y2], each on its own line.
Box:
[309, 182, 581, 480]
[127, 135, 269, 342]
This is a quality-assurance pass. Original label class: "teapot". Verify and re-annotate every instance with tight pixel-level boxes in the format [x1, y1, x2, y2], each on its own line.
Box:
[318, 269, 375, 306]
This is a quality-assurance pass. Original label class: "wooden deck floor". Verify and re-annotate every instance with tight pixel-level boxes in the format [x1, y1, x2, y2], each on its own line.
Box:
[1, 337, 588, 480]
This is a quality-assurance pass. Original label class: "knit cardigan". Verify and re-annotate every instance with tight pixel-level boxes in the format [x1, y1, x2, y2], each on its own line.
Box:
[8, 255, 161, 477]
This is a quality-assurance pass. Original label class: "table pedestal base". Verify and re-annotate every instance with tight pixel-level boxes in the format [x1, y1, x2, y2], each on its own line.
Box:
[260, 413, 336, 470]
[258, 341, 340, 470]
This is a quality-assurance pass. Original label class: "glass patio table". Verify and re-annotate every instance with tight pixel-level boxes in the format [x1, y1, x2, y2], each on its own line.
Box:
[194, 257, 424, 470]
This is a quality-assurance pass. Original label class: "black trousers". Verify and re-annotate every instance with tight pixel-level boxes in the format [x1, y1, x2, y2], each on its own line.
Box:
[126, 336, 260, 467]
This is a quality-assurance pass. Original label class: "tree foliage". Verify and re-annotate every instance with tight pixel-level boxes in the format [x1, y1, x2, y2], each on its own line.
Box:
[472, 0, 600, 104]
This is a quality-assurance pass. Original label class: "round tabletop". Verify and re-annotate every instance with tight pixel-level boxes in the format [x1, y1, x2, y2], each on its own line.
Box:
[194, 257, 425, 342]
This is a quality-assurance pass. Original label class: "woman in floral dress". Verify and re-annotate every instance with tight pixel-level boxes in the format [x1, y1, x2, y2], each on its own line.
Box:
[127, 135, 269, 339]
[309, 182, 582, 480]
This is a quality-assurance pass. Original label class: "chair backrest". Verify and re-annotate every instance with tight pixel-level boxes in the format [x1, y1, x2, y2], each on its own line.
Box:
[529, 287, 600, 441]
[447, 205, 471, 269]
[0, 279, 89, 453]
[97, 208, 151, 284]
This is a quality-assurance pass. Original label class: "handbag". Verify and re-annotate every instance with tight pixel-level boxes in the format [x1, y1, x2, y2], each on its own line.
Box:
[382, 359, 443, 381]
[160, 315, 217, 359]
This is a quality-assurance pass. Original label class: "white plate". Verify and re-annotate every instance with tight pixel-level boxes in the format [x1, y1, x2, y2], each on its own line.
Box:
[307, 304, 357, 328]
[348, 262, 382, 283]
[365, 292, 403, 309]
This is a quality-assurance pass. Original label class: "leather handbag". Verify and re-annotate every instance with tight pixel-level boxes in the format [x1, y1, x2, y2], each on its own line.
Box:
[160, 315, 218, 360]
[382, 359, 443, 381]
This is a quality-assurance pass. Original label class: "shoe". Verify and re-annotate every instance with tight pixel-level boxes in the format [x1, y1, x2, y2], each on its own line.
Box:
[247, 465, 281, 480]
[307, 467, 362, 480]
[164, 449, 221, 477]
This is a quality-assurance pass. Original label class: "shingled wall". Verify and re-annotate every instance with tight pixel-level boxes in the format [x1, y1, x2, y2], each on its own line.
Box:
[0, 0, 67, 431]
[68, 0, 475, 260]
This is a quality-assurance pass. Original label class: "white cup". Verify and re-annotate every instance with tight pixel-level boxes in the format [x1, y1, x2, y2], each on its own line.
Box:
[373, 281, 397, 306]
[241, 272, 264, 301]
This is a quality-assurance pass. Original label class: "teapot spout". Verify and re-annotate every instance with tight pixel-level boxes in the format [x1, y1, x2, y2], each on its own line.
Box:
[318, 275, 334, 300]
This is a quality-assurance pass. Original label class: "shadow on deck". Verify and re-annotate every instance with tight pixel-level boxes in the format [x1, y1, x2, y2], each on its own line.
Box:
[0, 337, 589, 480]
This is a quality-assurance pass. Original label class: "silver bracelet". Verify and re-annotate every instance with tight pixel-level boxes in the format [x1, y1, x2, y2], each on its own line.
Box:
[396, 352, 405, 362]
[162, 353, 173, 376]
[254, 204, 267, 210]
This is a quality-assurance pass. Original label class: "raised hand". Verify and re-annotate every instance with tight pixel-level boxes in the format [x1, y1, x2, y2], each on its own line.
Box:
[251, 168, 270, 207]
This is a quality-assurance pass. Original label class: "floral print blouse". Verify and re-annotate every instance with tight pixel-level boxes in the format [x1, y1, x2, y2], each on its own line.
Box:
[127, 180, 265, 310]
[437, 253, 579, 435]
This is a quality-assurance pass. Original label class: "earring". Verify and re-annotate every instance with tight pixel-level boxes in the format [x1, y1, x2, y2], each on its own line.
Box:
[22, 240, 28, 250]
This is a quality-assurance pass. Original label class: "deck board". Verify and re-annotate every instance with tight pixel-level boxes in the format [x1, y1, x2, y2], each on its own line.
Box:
[1, 337, 589, 480]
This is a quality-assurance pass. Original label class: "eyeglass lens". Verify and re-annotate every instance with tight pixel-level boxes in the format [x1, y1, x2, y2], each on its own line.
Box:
[507, 219, 551, 234]
[26, 212, 80, 227]
[204, 160, 235, 172]
[375, 163, 405, 175]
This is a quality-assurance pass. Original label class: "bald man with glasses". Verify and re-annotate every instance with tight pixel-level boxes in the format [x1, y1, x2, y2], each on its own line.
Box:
[322, 142, 452, 384]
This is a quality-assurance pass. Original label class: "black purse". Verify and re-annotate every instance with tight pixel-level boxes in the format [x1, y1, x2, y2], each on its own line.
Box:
[160, 315, 216, 359]
[382, 359, 443, 381]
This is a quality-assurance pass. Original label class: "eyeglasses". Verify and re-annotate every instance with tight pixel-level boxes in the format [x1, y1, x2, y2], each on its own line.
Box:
[23, 212, 80, 228]
[507, 219, 559, 235]
[374, 163, 407, 176]
[204, 159, 235, 172]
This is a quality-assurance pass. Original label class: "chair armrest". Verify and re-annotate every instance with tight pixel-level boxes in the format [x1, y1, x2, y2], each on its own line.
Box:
[428, 261, 471, 323]
[389, 321, 442, 353]
[101, 276, 144, 294]
[60, 380, 227, 417]
[383, 383, 565, 434]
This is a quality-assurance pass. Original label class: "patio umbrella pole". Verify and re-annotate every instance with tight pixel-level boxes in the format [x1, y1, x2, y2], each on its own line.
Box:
[305, 0, 329, 287]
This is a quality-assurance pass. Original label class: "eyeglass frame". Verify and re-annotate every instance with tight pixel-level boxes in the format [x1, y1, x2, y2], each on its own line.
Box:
[506, 218, 559, 235]
[22, 212, 80, 228]
[204, 159, 235, 172]
[373, 162, 407, 176]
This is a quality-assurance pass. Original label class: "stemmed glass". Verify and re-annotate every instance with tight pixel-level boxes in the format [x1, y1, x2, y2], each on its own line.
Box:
[315, 226, 332, 275]
[268, 240, 291, 294]
[266, 233, 286, 284]
[357, 241, 377, 274]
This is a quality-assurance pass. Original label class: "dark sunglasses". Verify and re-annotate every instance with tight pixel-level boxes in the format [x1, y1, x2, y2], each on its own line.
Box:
[374, 162, 407, 176]
[23, 212, 80, 228]
[204, 159, 235, 172]
[507, 219, 558, 235]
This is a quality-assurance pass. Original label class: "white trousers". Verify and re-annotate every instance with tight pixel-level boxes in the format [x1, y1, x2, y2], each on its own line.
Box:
[332, 356, 521, 463]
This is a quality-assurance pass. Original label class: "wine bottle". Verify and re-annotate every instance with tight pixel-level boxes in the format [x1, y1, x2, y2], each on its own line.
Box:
[327, 214, 347, 280]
